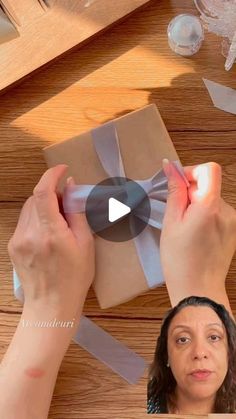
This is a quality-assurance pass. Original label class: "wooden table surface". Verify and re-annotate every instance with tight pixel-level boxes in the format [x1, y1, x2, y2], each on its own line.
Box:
[0, 0, 236, 417]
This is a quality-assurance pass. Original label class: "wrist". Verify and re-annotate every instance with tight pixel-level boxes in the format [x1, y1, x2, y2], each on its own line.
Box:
[165, 277, 234, 318]
[23, 289, 87, 323]
[21, 303, 80, 349]
[1, 312, 72, 386]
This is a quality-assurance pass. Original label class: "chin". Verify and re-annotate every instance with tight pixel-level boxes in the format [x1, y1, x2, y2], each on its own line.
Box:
[189, 385, 217, 399]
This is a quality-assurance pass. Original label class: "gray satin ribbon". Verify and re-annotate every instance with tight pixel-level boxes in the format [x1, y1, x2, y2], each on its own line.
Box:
[12, 120, 189, 384]
[63, 121, 190, 289]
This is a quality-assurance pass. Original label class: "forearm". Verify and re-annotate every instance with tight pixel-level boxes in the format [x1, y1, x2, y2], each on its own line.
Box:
[0, 302, 82, 419]
[166, 279, 235, 321]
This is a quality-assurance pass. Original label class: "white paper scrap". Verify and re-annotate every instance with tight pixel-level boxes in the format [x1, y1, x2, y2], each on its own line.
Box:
[203, 78, 236, 115]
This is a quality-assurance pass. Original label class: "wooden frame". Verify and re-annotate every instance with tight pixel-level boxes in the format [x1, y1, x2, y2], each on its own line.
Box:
[0, 0, 151, 92]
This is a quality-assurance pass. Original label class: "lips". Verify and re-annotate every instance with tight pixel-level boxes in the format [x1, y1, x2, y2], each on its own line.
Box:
[190, 369, 212, 380]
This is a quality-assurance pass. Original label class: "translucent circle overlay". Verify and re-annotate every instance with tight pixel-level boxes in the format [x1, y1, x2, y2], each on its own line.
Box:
[85, 177, 151, 242]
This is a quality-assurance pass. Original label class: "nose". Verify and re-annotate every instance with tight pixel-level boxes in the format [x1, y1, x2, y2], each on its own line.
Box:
[191, 338, 210, 360]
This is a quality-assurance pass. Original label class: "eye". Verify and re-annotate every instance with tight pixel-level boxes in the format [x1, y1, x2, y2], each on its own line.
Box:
[176, 336, 190, 344]
[209, 335, 221, 342]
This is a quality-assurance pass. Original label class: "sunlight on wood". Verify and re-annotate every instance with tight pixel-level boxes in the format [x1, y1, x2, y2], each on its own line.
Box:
[11, 87, 151, 143]
[77, 45, 196, 88]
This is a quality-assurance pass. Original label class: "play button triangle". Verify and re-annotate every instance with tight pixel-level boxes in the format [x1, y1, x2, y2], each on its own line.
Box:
[108, 197, 131, 223]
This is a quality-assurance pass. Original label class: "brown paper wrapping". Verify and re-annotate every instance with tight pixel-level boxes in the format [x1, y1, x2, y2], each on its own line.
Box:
[43, 104, 180, 309]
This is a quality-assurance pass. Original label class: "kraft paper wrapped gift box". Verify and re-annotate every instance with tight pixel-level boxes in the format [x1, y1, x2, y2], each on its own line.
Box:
[43, 103, 180, 309]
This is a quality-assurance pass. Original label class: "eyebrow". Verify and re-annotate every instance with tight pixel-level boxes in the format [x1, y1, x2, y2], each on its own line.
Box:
[171, 323, 224, 334]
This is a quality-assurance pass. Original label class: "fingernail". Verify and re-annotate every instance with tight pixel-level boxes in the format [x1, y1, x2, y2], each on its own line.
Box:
[67, 176, 75, 186]
[162, 158, 169, 166]
[162, 158, 171, 177]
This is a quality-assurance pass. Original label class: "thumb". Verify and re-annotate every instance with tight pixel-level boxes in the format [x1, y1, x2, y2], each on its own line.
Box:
[184, 162, 222, 205]
[65, 177, 94, 242]
[162, 159, 189, 222]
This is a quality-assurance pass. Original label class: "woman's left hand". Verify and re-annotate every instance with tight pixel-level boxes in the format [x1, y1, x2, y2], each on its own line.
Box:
[7, 164, 95, 322]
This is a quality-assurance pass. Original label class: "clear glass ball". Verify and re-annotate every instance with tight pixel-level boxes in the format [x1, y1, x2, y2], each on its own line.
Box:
[167, 14, 204, 56]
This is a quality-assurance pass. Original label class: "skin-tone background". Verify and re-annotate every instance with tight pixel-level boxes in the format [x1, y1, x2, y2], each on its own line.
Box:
[0, 0, 236, 418]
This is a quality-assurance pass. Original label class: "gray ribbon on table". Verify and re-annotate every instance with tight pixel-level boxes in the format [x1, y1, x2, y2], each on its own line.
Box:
[63, 121, 189, 289]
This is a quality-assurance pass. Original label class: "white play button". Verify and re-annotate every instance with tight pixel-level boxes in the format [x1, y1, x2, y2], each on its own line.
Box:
[85, 176, 151, 242]
[108, 197, 131, 223]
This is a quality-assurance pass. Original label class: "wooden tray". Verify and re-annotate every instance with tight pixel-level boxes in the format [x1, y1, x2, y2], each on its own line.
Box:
[0, 0, 151, 92]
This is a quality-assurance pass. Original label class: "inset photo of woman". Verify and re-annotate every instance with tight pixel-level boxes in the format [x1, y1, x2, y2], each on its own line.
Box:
[147, 296, 236, 414]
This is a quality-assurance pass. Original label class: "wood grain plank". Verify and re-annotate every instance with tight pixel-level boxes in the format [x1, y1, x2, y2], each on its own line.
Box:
[1, 87, 236, 150]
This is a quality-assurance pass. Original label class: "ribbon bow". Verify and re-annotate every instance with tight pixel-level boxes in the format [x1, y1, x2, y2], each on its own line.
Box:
[63, 121, 189, 289]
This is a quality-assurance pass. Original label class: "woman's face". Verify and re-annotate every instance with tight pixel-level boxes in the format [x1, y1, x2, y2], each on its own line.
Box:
[167, 305, 228, 402]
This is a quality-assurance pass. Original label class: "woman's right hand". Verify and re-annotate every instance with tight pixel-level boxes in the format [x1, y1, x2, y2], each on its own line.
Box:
[160, 160, 236, 311]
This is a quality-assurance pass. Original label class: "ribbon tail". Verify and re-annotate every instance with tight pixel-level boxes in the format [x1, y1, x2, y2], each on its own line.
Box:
[73, 315, 148, 384]
[91, 122, 126, 178]
[13, 267, 25, 303]
[131, 224, 165, 289]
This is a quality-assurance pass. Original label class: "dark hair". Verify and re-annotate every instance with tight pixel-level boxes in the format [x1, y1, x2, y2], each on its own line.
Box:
[147, 296, 236, 414]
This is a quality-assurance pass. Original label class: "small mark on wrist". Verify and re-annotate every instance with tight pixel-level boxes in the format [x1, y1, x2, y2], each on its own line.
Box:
[24, 367, 45, 378]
